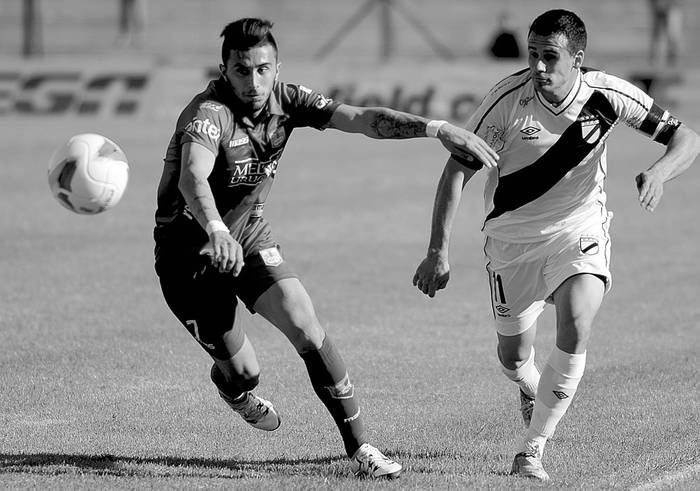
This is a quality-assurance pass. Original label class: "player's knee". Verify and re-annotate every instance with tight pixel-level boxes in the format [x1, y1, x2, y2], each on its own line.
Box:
[284, 310, 324, 351]
[498, 343, 532, 369]
[557, 313, 594, 352]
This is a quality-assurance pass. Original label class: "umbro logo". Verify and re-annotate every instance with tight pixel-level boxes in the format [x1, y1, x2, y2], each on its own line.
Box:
[495, 305, 511, 317]
[520, 126, 540, 135]
[553, 390, 569, 400]
[520, 126, 540, 140]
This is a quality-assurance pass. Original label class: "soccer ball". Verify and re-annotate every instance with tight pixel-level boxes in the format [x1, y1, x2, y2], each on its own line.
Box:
[48, 133, 129, 214]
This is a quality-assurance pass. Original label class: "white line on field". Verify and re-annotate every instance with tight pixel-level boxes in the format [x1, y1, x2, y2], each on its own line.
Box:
[631, 463, 700, 490]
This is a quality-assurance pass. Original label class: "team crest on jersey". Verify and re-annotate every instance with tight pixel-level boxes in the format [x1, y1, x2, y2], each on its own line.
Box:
[579, 236, 599, 255]
[268, 127, 286, 147]
[484, 124, 506, 152]
[259, 246, 283, 267]
[579, 115, 602, 144]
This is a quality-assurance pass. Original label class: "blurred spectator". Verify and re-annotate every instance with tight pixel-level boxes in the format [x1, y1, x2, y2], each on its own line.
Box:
[648, 0, 682, 67]
[488, 12, 521, 59]
[117, 0, 147, 48]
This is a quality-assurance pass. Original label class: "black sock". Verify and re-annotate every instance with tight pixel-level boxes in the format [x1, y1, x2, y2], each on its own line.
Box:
[301, 336, 366, 457]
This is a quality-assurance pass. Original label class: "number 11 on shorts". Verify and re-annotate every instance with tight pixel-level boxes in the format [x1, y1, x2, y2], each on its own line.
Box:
[492, 272, 507, 304]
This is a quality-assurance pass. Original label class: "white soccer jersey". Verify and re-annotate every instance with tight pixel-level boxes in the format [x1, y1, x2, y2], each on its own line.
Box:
[462, 68, 679, 243]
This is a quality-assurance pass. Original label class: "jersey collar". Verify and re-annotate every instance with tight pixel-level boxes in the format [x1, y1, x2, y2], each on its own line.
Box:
[535, 70, 581, 116]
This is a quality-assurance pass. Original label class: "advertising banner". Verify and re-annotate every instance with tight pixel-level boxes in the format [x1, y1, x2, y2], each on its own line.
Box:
[0, 58, 691, 122]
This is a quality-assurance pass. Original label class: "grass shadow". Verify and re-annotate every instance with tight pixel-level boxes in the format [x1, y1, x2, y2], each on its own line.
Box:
[0, 452, 349, 479]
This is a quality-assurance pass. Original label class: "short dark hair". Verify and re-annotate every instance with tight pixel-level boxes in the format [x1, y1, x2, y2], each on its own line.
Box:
[529, 9, 587, 54]
[220, 18, 278, 63]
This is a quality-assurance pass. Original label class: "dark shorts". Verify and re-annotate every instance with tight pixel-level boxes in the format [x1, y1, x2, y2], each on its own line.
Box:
[155, 218, 297, 359]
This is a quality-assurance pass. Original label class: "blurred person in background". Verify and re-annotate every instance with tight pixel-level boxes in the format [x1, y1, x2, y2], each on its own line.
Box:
[153, 17, 498, 479]
[413, 8, 699, 482]
[488, 11, 521, 59]
[648, 0, 683, 68]
[117, 0, 146, 47]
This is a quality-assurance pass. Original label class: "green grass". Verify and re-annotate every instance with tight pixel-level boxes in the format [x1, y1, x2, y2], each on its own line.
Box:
[1, 115, 699, 489]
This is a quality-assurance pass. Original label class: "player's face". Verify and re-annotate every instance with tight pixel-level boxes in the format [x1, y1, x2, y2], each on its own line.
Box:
[221, 43, 279, 116]
[527, 33, 584, 104]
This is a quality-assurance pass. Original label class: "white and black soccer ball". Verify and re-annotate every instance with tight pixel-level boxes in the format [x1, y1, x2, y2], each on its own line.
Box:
[48, 133, 129, 214]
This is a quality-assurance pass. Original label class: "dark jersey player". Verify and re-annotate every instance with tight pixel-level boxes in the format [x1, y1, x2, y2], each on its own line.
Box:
[154, 17, 499, 479]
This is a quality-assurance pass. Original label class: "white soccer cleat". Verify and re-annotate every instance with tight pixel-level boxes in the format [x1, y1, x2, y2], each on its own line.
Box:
[351, 443, 402, 479]
[220, 391, 281, 431]
[511, 452, 550, 481]
[519, 389, 535, 427]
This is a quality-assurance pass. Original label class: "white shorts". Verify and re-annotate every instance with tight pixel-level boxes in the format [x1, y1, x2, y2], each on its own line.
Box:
[484, 214, 612, 336]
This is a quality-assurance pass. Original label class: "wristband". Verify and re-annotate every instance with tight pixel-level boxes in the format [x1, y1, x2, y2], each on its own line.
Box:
[426, 120, 448, 138]
[205, 220, 228, 235]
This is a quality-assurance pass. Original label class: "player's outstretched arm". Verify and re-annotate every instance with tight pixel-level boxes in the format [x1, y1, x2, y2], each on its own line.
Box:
[179, 142, 244, 275]
[413, 158, 477, 298]
[636, 124, 700, 212]
[327, 104, 499, 168]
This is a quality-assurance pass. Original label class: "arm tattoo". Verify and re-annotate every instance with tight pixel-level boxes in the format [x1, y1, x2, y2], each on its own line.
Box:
[369, 109, 426, 139]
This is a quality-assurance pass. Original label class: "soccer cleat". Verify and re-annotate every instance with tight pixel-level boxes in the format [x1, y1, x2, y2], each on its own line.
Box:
[511, 452, 550, 481]
[351, 443, 402, 479]
[519, 389, 535, 427]
[220, 391, 281, 431]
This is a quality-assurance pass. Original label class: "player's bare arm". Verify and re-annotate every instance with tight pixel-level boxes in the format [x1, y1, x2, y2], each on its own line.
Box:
[328, 104, 499, 168]
[179, 142, 244, 275]
[413, 158, 477, 298]
[636, 124, 700, 212]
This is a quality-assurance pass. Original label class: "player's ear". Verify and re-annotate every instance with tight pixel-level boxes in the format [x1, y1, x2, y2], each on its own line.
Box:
[573, 50, 584, 70]
[219, 63, 228, 80]
[275, 62, 281, 81]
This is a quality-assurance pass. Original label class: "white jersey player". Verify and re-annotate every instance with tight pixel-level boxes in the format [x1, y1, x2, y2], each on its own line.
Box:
[413, 9, 700, 482]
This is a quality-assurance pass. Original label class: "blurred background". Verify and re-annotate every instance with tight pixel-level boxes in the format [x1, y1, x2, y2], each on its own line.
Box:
[0, 0, 698, 64]
[1, 0, 697, 123]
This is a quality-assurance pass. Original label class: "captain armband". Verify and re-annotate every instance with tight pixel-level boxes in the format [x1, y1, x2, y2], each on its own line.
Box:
[638, 103, 682, 145]
[450, 153, 484, 171]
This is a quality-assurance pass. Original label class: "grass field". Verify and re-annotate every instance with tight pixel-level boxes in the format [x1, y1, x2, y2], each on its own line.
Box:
[1, 105, 699, 489]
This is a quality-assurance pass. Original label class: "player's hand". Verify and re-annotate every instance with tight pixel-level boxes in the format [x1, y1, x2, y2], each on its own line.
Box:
[635, 170, 664, 212]
[199, 231, 244, 276]
[437, 124, 499, 169]
[413, 254, 450, 298]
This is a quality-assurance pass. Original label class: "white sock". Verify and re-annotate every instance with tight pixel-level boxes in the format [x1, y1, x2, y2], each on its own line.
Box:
[519, 347, 586, 456]
[500, 347, 540, 398]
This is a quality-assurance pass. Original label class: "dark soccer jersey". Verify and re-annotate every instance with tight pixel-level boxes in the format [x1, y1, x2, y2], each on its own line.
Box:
[155, 77, 340, 249]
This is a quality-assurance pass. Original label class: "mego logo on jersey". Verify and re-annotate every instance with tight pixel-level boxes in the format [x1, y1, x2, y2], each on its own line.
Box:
[230, 159, 279, 186]
[185, 118, 221, 141]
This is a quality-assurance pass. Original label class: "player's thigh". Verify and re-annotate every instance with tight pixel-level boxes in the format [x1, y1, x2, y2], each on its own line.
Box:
[544, 216, 612, 300]
[253, 277, 325, 351]
[158, 270, 246, 360]
[485, 238, 548, 337]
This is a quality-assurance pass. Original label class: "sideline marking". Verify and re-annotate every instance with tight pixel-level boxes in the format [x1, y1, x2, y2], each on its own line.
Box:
[631, 463, 700, 490]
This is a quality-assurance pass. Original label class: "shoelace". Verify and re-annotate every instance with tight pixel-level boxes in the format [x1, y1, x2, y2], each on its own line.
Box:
[236, 396, 269, 422]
